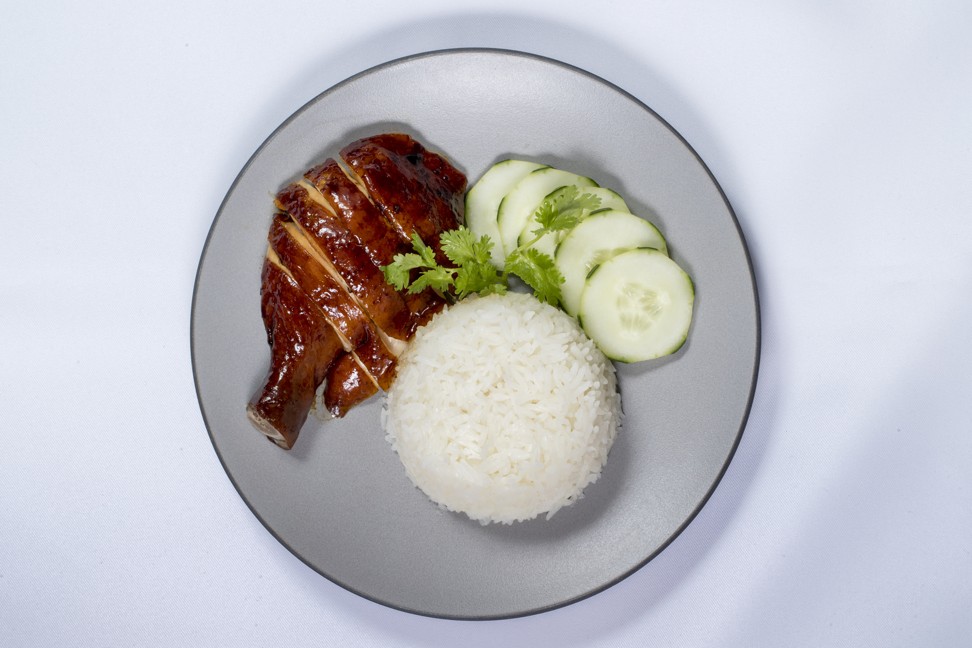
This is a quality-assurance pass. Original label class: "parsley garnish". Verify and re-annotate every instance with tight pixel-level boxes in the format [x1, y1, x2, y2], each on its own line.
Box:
[530, 186, 601, 238]
[383, 235, 428, 288]
[382, 188, 600, 305]
[383, 230, 505, 301]
[504, 247, 563, 305]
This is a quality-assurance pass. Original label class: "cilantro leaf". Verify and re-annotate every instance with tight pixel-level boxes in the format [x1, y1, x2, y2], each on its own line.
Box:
[382, 227, 514, 301]
[531, 186, 602, 236]
[410, 266, 455, 294]
[454, 260, 506, 299]
[504, 248, 564, 305]
[440, 227, 494, 267]
[476, 279, 508, 297]
[382, 252, 429, 290]
[383, 232, 440, 290]
[409, 232, 438, 267]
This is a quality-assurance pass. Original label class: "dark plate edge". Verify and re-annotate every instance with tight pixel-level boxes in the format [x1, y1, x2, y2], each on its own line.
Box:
[189, 46, 762, 621]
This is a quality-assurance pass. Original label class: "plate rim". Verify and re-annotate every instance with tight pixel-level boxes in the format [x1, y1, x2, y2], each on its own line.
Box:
[190, 46, 761, 620]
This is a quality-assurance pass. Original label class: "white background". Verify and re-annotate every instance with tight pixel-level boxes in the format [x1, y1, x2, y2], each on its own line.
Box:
[3, 1, 971, 646]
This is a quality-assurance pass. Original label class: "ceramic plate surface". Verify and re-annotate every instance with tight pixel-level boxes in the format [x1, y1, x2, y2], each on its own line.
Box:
[191, 48, 759, 619]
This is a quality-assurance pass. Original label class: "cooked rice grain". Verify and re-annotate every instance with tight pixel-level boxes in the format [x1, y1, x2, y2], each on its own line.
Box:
[382, 292, 621, 524]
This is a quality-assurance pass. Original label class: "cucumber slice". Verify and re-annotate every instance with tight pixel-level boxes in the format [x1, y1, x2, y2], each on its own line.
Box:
[496, 167, 597, 259]
[555, 209, 669, 316]
[465, 159, 547, 268]
[579, 248, 694, 362]
[586, 187, 630, 213]
[517, 186, 631, 259]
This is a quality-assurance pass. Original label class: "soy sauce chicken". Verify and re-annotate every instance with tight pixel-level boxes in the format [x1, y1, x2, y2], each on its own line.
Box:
[246, 133, 464, 449]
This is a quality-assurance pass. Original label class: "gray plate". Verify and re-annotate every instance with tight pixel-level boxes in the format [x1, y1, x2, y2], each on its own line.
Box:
[191, 49, 759, 620]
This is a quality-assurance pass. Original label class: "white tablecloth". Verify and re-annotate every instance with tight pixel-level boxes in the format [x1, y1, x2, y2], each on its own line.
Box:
[3, 2, 970, 645]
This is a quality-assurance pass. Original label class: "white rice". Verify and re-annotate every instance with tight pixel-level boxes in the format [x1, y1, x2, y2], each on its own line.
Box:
[382, 292, 621, 525]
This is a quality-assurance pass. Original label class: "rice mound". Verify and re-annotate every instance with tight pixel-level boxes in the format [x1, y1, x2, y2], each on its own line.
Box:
[382, 292, 622, 525]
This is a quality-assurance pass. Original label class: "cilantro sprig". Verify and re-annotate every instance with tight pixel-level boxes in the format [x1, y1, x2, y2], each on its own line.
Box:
[525, 186, 601, 244]
[384, 231, 506, 300]
[504, 247, 563, 304]
[382, 187, 601, 305]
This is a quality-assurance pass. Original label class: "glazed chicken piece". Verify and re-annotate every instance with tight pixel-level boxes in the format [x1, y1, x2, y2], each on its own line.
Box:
[246, 260, 343, 449]
[300, 157, 451, 416]
[275, 182, 414, 344]
[248, 213, 397, 446]
[322, 352, 378, 418]
[268, 213, 396, 390]
[249, 133, 467, 447]
[340, 133, 466, 265]
[268, 213, 369, 351]
[303, 158, 445, 327]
